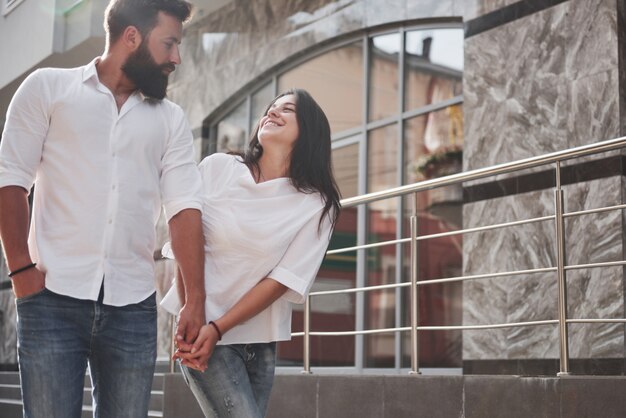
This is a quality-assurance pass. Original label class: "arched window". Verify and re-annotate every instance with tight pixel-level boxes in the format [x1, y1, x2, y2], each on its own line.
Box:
[204, 23, 464, 370]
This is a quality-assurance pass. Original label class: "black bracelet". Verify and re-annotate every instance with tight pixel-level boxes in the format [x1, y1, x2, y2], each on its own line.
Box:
[208, 321, 222, 341]
[9, 262, 37, 278]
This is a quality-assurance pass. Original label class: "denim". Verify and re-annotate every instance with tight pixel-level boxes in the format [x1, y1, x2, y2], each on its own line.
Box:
[181, 342, 277, 418]
[16, 288, 157, 418]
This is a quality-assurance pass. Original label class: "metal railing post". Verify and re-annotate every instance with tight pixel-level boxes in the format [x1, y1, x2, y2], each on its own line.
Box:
[554, 161, 570, 376]
[169, 315, 176, 373]
[302, 294, 312, 374]
[409, 192, 421, 375]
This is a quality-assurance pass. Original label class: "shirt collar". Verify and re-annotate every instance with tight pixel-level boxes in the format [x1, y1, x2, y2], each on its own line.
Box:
[82, 57, 101, 83]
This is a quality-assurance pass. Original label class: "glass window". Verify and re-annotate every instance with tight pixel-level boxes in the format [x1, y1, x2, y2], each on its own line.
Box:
[249, 82, 275, 134]
[369, 33, 401, 121]
[332, 141, 360, 199]
[404, 29, 463, 111]
[278, 41, 364, 134]
[404, 104, 464, 184]
[215, 100, 247, 154]
[206, 24, 464, 371]
[365, 124, 399, 367]
[367, 124, 398, 194]
[400, 105, 464, 368]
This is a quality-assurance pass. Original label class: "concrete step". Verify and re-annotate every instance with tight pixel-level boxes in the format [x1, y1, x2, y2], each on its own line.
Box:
[0, 400, 23, 418]
[0, 383, 21, 400]
[0, 371, 19, 385]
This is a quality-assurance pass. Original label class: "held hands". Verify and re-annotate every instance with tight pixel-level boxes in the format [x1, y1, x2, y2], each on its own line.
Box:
[173, 322, 221, 371]
[175, 298, 206, 352]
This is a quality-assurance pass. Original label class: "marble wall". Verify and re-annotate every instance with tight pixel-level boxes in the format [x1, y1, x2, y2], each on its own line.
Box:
[464, 0, 619, 171]
[463, 176, 624, 360]
[462, 0, 626, 363]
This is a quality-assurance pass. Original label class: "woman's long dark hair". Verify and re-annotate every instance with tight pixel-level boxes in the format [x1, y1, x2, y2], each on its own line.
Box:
[241, 88, 341, 230]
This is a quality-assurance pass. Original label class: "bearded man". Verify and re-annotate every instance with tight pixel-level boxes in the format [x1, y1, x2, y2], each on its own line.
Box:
[0, 1, 205, 417]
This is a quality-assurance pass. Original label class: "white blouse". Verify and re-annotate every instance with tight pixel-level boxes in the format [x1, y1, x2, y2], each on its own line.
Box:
[161, 153, 333, 344]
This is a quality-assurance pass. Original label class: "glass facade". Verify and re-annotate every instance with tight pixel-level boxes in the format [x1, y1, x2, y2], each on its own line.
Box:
[204, 24, 464, 370]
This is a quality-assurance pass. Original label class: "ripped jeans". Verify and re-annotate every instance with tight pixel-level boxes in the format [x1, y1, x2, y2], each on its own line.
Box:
[181, 343, 276, 418]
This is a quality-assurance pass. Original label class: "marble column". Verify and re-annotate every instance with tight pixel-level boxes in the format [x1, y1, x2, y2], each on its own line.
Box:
[462, 0, 625, 372]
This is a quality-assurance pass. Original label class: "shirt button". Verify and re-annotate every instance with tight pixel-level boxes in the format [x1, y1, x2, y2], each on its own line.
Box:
[112, 152, 116, 157]
[108, 219, 113, 224]
[112, 185, 116, 190]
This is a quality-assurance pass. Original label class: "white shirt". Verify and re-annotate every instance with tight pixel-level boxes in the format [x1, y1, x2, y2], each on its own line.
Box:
[0, 59, 202, 306]
[161, 153, 333, 343]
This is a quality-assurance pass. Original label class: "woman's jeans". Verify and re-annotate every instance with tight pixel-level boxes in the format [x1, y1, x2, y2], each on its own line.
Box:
[181, 342, 277, 418]
[16, 288, 157, 418]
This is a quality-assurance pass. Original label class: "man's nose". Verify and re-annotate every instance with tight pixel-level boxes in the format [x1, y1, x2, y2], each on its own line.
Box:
[171, 45, 181, 65]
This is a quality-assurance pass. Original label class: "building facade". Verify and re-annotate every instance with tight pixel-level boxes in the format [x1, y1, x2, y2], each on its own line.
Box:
[0, 0, 625, 375]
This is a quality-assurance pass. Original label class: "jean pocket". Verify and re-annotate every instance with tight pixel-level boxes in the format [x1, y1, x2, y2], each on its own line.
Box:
[15, 287, 48, 304]
[136, 292, 157, 311]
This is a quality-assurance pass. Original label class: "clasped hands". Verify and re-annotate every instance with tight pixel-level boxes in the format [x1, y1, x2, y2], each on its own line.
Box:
[173, 303, 220, 372]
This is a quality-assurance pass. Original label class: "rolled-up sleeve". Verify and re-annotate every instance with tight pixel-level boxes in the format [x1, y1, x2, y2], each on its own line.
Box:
[160, 105, 202, 221]
[0, 70, 48, 191]
[269, 208, 333, 304]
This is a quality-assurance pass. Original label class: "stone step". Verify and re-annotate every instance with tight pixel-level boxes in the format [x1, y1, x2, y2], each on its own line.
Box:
[0, 383, 21, 400]
[0, 372, 20, 385]
[0, 400, 23, 418]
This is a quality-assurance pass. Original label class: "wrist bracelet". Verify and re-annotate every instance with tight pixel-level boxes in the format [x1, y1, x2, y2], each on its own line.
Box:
[8, 262, 37, 278]
[208, 321, 222, 341]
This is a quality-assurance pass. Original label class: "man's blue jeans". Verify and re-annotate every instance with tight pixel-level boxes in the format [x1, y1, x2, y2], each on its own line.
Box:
[16, 288, 157, 418]
[181, 343, 276, 418]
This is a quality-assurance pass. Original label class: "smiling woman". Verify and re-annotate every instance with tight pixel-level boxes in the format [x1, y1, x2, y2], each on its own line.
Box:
[162, 89, 341, 418]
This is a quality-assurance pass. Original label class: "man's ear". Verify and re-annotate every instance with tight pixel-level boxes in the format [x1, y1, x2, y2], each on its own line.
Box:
[120, 26, 143, 51]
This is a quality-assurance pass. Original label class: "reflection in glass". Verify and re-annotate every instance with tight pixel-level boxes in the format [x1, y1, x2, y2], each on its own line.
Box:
[364, 124, 399, 367]
[250, 82, 275, 134]
[400, 104, 464, 366]
[332, 142, 360, 199]
[404, 28, 463, 111]
[400, 212, 463, 367]
[215, 100, 248, 153]
[278, 41, 364, 134]
[364, 255, 397, 367]
[369, 33, 400, 121]
[368, 123, 398, 194]
[404, 105, 464, 185]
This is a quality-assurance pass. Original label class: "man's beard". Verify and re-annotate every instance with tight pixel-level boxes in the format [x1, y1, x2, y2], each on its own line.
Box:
[121, 42, 175, 100]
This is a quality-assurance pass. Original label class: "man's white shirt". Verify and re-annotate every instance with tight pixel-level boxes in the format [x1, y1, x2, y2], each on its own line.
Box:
[0, 58, 202, 306]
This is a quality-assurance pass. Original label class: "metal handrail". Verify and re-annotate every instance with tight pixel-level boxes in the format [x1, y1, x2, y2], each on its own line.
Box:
[308, 260, 626, 297]
[327, 214, 554, 255]
[299, 135, 626, 376]
[327, 201, 626, 256]
[339, 135, 626, 208]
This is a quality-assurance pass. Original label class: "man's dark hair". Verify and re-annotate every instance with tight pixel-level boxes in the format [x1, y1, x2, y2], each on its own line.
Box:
[104, 0, 192, 45]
